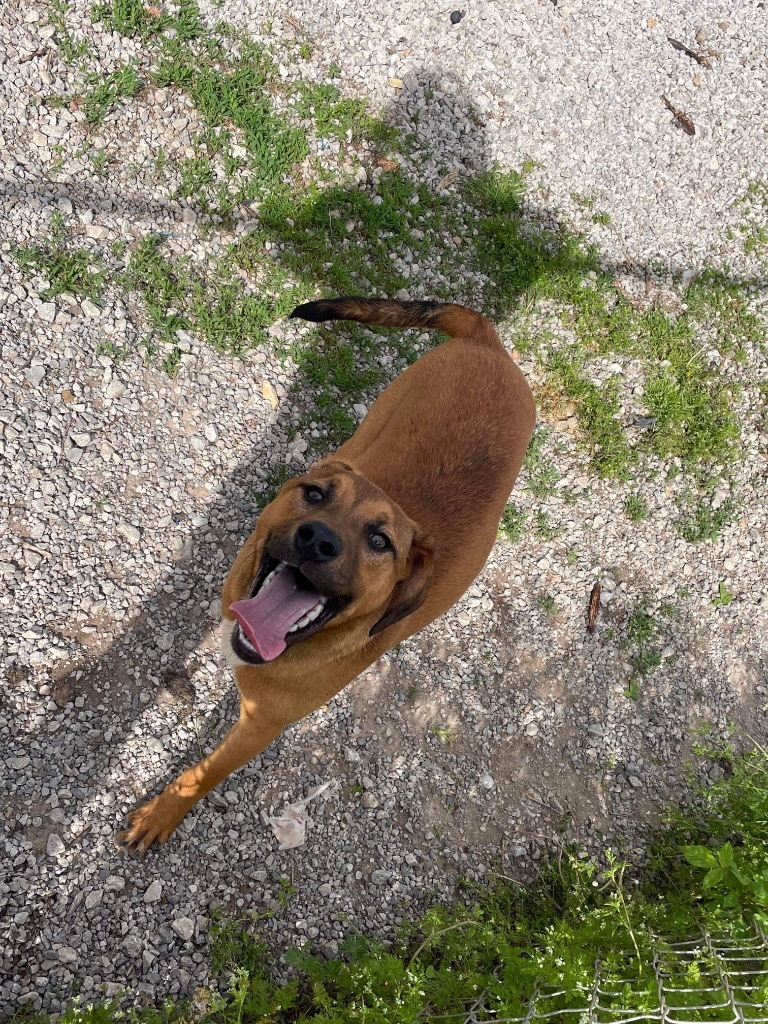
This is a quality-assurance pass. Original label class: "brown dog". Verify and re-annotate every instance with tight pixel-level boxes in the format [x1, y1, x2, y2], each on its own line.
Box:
[121, 298, 536, 852]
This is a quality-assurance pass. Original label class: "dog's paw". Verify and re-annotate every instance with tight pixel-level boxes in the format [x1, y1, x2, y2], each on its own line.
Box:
[117, 793, 186, 855]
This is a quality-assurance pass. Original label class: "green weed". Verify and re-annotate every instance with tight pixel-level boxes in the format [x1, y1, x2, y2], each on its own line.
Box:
[498, 502, 526, 542]
[295, 82, 397, 145]
[545, 354, 632, 477]
[154, 37, 307, 197]
[92, 0, 202, 39]
[623, 598, 675, 682]
[522, 427, 560, 498]
[538, 594, 557, 616]
[624, 494, 648, 522]
[675, 489, 737, 543]
[712, 582, 734, 607]
[48, 0, 91, 63]
[430, 725, 459, 747]
[654, 741, 768, 927]
[14, 212, 106, 301]
[81, 62, 141, 124]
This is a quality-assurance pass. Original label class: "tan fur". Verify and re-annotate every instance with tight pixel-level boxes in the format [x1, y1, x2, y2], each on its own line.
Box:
[120, 299, 536, 852]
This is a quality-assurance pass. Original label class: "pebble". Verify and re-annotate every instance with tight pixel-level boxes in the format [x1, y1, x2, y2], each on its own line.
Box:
[170, 917, 195, 941]
[46, 834, 65, 858]
[24, 365, 46, 386]
[144, 880, 163, 903]
[116, 522, 142, 545]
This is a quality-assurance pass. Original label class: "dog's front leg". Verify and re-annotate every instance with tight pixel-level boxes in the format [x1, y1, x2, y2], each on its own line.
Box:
[119, 702, 283, 854]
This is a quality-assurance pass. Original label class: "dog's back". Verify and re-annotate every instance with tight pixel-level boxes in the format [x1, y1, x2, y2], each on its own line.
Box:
[293, 298, 537, 627]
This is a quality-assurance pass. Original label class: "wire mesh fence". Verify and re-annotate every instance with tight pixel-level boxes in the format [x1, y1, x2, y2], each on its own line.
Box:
[417, 921, 768, 1024]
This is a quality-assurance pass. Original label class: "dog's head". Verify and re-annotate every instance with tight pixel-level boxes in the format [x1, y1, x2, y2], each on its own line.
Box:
[221, 460, 435, 666]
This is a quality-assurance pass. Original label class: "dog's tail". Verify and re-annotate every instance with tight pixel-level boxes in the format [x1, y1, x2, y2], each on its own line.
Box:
[289, 297, 500, 348]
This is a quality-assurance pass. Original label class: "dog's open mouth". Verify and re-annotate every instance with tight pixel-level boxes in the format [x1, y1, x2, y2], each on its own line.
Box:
[229, 552, 343, 665]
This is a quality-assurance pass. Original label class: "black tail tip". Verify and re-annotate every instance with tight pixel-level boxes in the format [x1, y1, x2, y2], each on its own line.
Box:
[289, 300, 336, 323]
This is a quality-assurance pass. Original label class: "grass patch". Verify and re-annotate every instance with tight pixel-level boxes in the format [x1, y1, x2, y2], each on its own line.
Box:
[14, 211, 106, 301]
[522, 426, 560, 498]
[40, 748, 768, 1022]
[80, 61, 142, 124]
[624, 494, 648, 522]
[295, 82, 398, 146]
[245, 170, 455, 298]
[92, 0, 203, 39]
[48, 0, 91, 63]
[498, 502, 526, 542]
[545, 354, 632, 478]
[154, 36, 307, 196]
[122, 234, 302, 357]
[20, 5, 758, 503]
[674, 487, 737, 543]
[622, 596, 678, 688]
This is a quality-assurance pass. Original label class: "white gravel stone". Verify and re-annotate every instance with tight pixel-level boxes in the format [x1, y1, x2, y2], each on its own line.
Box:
[144, 880, 163, 903]
[24, 365, 47, 386]
[170, 916, 195, 941]
[116, 522, 142, 545]
[46, 834, 65, 858]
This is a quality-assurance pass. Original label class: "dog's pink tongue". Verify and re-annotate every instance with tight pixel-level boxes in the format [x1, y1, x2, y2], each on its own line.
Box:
[230, 570, 320, 662]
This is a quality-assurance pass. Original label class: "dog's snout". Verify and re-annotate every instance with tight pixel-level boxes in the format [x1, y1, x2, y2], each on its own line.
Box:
[294, 521, 342, 562]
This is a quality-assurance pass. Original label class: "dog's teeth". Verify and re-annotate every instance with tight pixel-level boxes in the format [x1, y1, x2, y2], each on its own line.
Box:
[237, 629, 257, 653]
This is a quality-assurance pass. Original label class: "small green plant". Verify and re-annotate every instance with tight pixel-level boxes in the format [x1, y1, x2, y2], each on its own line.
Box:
[624, 599, 664, 682]
[533, 508, 561, 540]
[81, 62, 142, 124]
[538, 594, 557, 616]
[523, 427, 560, 498]
[14, 212, 106, 301]
[295, 82, 396, 145]
[93, 0, 202, 39]
[624, 494, 648, 522]
[430, 725, 458, 748]
[660, 742, 768, 927]
[89, 148, 110, 175]
[712, 582, 734, 607]
[48, 0, 91, 62]
[498, 502, 526, 542]
[277, 877, 296, 908]
[675, 490, 737, 543]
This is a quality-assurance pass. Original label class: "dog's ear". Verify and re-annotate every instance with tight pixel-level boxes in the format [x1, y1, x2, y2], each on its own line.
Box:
[369, 530, 436, 638]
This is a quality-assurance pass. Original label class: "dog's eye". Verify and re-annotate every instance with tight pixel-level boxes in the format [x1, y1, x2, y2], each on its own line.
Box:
[303, 486, 325, 504]
[369, 532, 390, 552]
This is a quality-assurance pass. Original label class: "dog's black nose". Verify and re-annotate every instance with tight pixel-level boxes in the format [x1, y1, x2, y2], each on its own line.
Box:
[294, 521, 342, 562]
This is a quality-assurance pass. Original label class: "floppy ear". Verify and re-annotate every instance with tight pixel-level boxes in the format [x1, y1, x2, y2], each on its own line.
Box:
[369, 531, 436, 638]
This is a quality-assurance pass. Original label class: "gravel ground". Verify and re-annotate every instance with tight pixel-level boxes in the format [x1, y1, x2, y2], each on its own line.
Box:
[1, 0, 768, 1015]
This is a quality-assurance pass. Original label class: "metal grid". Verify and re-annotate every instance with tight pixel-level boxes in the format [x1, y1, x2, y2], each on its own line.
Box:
[418, 922, 768, 1024]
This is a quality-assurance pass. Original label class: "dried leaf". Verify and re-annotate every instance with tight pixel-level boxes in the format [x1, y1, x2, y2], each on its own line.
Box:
[586, 582, 601, 634]
[661, 95, 696, 136]
[667, 36, 711, 68]
[436, 168, 460, 191]
[261, 380, 279, 411]
[388, 77, 404, 89]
